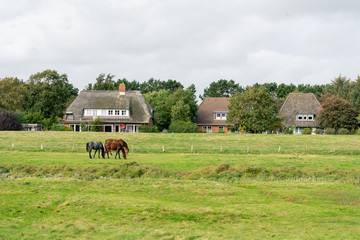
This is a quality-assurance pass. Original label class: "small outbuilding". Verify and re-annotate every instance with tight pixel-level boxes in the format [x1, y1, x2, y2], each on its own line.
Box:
[279, 92, 323, 134]
[22, 124, 43, 131]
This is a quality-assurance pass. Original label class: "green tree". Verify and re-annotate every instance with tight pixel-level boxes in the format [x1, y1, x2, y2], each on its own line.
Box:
[317, 95, 358, 131]
[171, 100, 191, 122]
[115, 78, 140, 91]
[275, 83, 296, 101]
[200, 79, 243, 100]
[0, 77, 27, 112]
[140, 78, 183, 93]
[23, 70, 78, 120]
[87, 73, 116, 90]
[146, 86, 197, 131]
[227, 86, 281, 133]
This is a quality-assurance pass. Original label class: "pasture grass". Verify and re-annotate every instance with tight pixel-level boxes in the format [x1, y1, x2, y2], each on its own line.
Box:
[0, 132, 360, 239]
[1, 178, 359, 239]
[1, 131, 360, 155]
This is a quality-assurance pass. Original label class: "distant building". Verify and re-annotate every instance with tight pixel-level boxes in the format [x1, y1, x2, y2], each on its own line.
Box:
[196, 97, 232, 133]
[22, 124, 43, 131]
[63, 84, 153, 132]
[280, 93, 323, 134]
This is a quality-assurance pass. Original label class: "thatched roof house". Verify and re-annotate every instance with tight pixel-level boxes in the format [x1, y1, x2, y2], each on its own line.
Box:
[196, 97, 231, 133]
[280, 93, 322, 134]
[63, 84, 153, 132]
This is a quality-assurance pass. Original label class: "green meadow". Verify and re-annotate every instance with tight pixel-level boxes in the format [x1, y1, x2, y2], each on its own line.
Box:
[0, 132, 359, 239]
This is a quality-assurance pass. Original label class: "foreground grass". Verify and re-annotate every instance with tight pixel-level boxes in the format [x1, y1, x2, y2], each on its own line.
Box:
[1, 132, 359, 239]
[1, 177, 359, 239]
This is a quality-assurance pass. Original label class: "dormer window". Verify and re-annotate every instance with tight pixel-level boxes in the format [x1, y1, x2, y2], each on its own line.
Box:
[297, 114, 314, 121]
[214, 112, 227, 120]
[84, 109, 129, 117]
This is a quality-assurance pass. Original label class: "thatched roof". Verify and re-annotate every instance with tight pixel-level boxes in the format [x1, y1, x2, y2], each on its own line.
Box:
[280, 93, 322, 127]
[64, 90, 153, 124]
[196, 97, 230, 125]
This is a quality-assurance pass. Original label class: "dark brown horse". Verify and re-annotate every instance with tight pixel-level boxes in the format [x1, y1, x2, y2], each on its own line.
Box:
[105, 142, 126, 159]
[105, 139, 129, 155]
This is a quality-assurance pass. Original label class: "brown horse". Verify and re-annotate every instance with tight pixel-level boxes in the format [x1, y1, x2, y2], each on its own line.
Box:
[105, 142, 126, 159]
[105, 139, 129, 155]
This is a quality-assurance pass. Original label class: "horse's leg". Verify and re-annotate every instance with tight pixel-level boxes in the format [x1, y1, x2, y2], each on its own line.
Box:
[106, 147, 110, 159]
[89, 149, 92, 159]
[98, 149, 100, 158]
[93, 149, 97, 158]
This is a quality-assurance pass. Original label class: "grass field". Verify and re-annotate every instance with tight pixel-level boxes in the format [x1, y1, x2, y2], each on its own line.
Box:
[0, 132, 360, 239]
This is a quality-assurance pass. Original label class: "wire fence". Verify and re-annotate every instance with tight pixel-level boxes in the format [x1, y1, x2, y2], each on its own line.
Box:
[2, 142, 360, 155]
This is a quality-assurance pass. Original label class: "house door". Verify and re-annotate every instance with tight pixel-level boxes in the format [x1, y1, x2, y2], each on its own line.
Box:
[115, 125, 120, 132]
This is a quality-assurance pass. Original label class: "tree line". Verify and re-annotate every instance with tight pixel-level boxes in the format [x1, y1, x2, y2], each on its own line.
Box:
[1, 69, 359, 133]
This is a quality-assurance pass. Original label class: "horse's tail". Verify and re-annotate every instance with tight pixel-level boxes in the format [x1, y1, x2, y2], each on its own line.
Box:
[86, 142, 90, 152]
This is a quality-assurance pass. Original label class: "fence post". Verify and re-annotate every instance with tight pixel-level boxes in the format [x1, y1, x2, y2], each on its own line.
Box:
[12, 143, 14, 150]
[162, 146, 165, 152]
[41, 144, 43, 150]
[220, 146, 223, 153]
[306, 145, 308, 153]
[247, 146, 250, 153]
[132, 145, 134, 153]
[191, 145, 193, 153]
[278, 146, 281, 153]
[72, 144, 75, 152]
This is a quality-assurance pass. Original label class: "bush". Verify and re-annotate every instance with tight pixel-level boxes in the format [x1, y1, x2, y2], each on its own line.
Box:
[0, 110, 23, 131]
[301, 128, 312, 135]
[325, 128, 336, 135]
[337, 128, 350, 135]
[50, 124, 72, 131]
[168, 121, 198, 133]
[139, 125, 160, 133]
[314, 129, 323, 135]
[88, 117, 103, 132]
[283, 126, 294, 134]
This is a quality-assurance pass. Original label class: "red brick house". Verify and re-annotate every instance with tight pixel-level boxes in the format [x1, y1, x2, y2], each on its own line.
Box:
[196, 97, 232, 133]
[63, 84, 153, 132]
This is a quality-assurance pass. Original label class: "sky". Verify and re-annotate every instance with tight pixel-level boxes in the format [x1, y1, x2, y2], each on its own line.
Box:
[1, 0, 360, 97]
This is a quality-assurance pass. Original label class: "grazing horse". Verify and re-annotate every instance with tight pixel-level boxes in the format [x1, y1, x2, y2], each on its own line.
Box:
[86, 141, 105, 159]
[105, 139, 129, 155]
[105, 142, 126, 159]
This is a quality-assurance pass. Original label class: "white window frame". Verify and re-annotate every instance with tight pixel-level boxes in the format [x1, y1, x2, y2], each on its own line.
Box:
[297, 114, 315, 121]
[104, 125, 113, 132]
[214, 112, 227, 120]
[202, 126, 212, 133]
[126, 125, 139, 133]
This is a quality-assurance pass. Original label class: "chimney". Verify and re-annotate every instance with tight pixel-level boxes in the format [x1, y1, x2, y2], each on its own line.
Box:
[119, 84, 126, 95]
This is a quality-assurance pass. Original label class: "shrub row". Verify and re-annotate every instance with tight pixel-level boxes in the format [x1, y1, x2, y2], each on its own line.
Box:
[1, 162, 359, 183]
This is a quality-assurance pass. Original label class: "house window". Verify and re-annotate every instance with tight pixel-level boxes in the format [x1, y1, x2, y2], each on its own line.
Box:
[101, 110, 107, 116]
[115, 110, 120, 115]
[122, 110, 127, 116]
[219, 126, 224, 132]
[126, 125, 138, 133]
[108, 110, 113, 115]
[215, 112, 227, 120]
[297, 114, 315, 121]
[84, 109, 92, 116]
[202, 126, 212, 133]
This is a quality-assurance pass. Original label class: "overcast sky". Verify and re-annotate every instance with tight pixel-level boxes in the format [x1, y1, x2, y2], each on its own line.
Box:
[1, 0, 360, 97]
